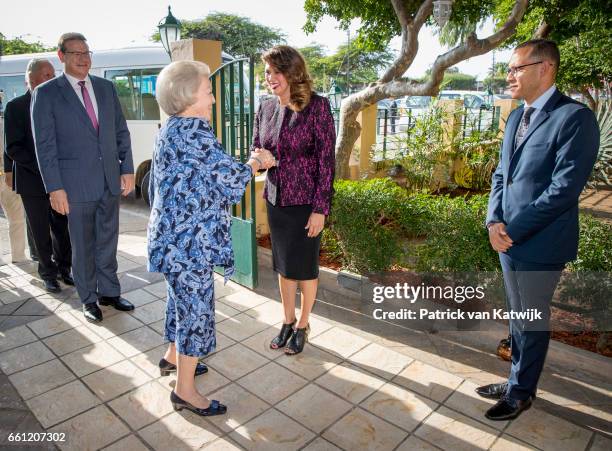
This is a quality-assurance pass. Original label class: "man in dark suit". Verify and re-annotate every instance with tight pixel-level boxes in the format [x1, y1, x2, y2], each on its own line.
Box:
[480, 39, 599, 420]
[32, 33, 136, 322]
[4, 59, 72, 292]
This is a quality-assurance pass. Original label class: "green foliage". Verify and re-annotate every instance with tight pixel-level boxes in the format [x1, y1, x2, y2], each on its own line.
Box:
[0, 33, 52, 55]
[389, 104, 501, 192]
[328, 179, 407, 272]
[492, 0, 612, 92]
[392, 105, 450, 192]
[415, 195, 500, 272]
[587, 100, 612, 188]
[452, 128, 502, 191]
[483, 62, 509, 94]
[568, 214, 612, 272]
[329, 179, 498, 272]
[559, 214, 611, 332]
[420, 67, 477, 91]
[299, 43, 330, 91]
[441, 72, 477, 90]
[329, 179, 611, 277]
[151, 12, 286, 59]
[304, 0, 498, 52]
[299, 39, 394, 93]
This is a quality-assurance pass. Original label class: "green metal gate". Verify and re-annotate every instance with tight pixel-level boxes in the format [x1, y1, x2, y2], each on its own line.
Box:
[210, 58, 258, 288]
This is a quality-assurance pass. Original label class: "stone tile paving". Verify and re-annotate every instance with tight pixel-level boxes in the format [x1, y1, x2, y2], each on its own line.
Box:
[0, 216, 610, 450]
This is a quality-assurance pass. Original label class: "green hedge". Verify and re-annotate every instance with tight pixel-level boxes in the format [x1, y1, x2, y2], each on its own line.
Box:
[328, 178, 612, 274]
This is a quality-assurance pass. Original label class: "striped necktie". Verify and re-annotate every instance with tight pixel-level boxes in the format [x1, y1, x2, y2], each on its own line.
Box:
[78, 80, 99, 132]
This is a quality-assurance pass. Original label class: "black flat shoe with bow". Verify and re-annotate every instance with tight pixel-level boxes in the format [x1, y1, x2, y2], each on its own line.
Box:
[270, 320, 296, 349]
[170, 391, 227, 416]
[284, 324, 310, 355]
[159, 358, 208, 377]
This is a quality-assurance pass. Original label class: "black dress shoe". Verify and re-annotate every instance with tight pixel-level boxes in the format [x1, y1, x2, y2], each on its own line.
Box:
[170, 391, 227, 416]
[83, 303, 103, 323]
[485, 397, 532, 421]
[43, 279, 61, 293]
[98, 296, 134, 311]
[476, 382, 508, 400]
[159, 358, 208, 377]
[58, 271, 75, 286]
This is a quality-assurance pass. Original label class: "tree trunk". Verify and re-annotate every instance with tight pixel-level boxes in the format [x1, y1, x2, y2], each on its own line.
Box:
[335, 105, 362, 179]
[534, 20, 552, 39]
[579, 86, 598, 110]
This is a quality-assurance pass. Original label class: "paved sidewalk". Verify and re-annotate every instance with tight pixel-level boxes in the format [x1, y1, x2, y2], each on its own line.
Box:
[580, 188, 612, 222]
[0, 202, 610, 450]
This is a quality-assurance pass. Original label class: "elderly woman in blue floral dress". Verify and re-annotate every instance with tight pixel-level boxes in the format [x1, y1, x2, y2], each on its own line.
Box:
[147, 60, 275, 417]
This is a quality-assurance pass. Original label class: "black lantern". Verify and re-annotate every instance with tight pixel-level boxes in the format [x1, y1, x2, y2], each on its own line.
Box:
[328, 80, 343, 110]
[158, 6, 181, 59]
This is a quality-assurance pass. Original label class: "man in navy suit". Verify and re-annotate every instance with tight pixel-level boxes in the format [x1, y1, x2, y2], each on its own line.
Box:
[4, 59, 73, 293]
[32, 33, 136, 322]
[479, 39, 599, 420]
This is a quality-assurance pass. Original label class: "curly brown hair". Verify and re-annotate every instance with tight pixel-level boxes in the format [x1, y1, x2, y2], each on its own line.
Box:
[262, 45, 313, 112]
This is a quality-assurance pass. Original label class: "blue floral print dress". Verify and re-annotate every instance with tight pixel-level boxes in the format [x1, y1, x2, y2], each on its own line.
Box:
[147, 116, 252, 356]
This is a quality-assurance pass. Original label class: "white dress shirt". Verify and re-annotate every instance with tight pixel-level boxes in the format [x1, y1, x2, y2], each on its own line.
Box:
[64, 73, 99, 121]
[523, 84, 557, 125]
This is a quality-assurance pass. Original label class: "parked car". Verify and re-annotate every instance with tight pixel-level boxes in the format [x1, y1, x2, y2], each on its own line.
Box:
[439, 90, 494, 110]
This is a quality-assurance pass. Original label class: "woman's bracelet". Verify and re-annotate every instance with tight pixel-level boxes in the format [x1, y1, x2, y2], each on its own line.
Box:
[249, 156, 264, 170]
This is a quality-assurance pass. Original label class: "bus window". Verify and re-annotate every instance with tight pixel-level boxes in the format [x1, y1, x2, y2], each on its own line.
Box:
[0, 75, 27, 102]
[141, 68, 161, 120]
[105, 68, 161, 120]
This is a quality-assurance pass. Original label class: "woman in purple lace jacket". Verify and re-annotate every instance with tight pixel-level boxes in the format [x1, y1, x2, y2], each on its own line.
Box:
[252, 45, 336, 355]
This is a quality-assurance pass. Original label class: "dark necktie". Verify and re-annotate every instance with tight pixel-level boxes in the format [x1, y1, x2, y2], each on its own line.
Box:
[514, 107, 534, 150]
[78, 80, 99, 132]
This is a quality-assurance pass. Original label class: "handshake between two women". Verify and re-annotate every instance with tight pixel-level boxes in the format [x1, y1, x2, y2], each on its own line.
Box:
[249, 147, 276, 171]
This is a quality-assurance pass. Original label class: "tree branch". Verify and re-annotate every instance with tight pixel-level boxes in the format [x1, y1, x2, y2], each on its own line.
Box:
[423, 0, 529, 95]
[333, 0, 530, 178]
[534, 20, 552, 39]
[380, 0, 434, 84]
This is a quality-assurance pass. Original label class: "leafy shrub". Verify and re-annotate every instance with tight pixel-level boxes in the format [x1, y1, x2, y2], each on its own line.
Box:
[414, 194, 500, 272]
[569, 213, 612, 271]
[451, 129, 502, 191]
[587, 100, 612, 189]
[559, 214, 612, 334]
[329, 179, 406, 272]
[329, 178, 611, 276]
[329, 179, 496, 272]
[391, 106, 451, 192]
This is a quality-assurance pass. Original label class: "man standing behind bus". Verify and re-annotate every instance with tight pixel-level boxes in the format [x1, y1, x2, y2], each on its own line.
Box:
[32, 33, 136, 322]
[4, 59, 73, 292]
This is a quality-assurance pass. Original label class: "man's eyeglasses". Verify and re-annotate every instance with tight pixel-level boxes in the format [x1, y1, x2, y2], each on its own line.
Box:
[507, 61, 543, 76]
[63, 51, 93, 58]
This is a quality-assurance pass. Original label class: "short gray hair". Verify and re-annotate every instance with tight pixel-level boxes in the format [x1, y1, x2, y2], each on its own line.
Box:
[58, 32, 87, 53]
[156, 61, 211, 116]
[25, 58, 53, 82]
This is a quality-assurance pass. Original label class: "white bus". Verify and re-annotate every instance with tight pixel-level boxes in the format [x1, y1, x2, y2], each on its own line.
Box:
[0, 45, 235, 195]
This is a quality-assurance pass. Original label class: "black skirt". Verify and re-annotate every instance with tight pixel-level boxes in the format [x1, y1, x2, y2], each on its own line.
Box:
[266, 200, 321, 280]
